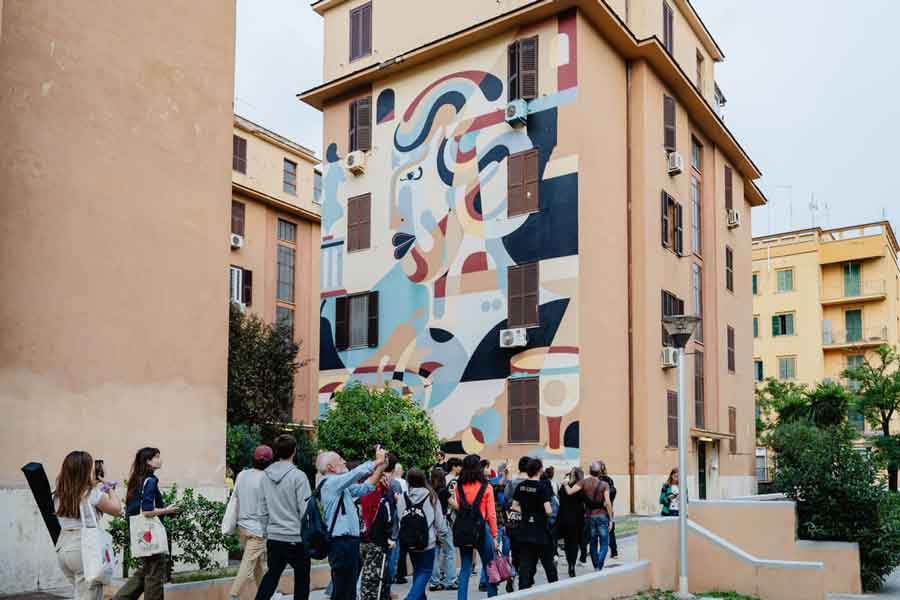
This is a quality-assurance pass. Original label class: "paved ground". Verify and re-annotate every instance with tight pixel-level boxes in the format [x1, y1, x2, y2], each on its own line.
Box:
[828, 566, 900, 599]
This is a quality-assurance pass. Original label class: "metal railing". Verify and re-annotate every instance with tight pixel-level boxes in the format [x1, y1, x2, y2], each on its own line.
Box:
[822, 326, 889, 346]
[821, 279, 886, 301]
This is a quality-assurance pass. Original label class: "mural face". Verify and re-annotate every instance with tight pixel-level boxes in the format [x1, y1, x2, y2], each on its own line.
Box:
[320, 11, 582, 462]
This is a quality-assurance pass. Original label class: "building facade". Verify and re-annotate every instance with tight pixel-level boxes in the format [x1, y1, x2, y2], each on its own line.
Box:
[231, 116, 322, 425]
[302, 0, 765, 513]
[0, 1, 234, 594]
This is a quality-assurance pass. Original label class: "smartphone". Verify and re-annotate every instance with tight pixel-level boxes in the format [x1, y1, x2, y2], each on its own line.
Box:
[94, 459, 105, 480]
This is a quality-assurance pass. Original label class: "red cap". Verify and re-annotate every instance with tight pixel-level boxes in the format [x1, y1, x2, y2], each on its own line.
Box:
[253, 445, 274, 463]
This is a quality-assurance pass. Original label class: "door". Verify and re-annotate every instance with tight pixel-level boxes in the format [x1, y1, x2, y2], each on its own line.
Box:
[846, 309, 863, 343]
[844, 262, 861, 297]
[698, 442, 707, 500]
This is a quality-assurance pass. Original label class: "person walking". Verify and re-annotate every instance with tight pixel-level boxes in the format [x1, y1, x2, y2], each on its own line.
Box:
[557, 468, 585, 577]
[595, 461, 618, 559]
[660, 468, 680, 517]
[115, 448, 179, 600]
[502, 456, 531, 593]
[510, 459, 558, 590]
[53, 450, 123, 600]
[228, 445, 274, 600]
[396, 469, 449, 600]
[392, 463, 409, 585]
[428, 468, 457, 592]
[562, 461, 612, 572]
[358, 454, 398, 600]
[318, 445, 388, 600]
[449, 455, 499, 600]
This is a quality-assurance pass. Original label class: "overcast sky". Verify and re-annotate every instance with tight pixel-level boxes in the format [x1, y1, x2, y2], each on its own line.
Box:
[235, 0, 900, 237]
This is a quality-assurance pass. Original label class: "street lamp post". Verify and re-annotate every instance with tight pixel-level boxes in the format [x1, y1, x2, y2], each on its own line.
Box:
[662, 314, 701, 599]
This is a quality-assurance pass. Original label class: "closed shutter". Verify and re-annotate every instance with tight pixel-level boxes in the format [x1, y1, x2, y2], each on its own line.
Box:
[347, 193, 371, 251]
[367, 291, 379, 347]
[663, 96, 676, 151]
[694, 351, 705, 429]
[727, 326, 736, 372]
[519, 36, 539, 100]
[349, 101, 357, 152]
[507, 42, 519, 101]
[725, 166, 733, 211]
[242, 269, 252, 306]
[508, 152, 525, 216]
[667, 390, 678, 447]
[508, 264, 524, 327]
[231, 201, 245, 236]
[233, 135, 246, 173]
[675, 202, 684, 255]
[508, 378, 539, 443]
[349, 7, 359, 60]
[772, 315, 780, 336]
[360, 2, 372, 58]
[335, 296, 350, 351]
[661, 192, 670, 247]
[524, 150, 540, 212]
[356, 96, 372, 152]
[523, 262, 539, 327]
[729, 407, 737, 454]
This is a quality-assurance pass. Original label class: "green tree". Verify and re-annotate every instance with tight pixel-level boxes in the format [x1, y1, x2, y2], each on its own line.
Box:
[226, 423, 262, 472]
[804, 381, 851, 429]
[316, 383, 440, 470]
[843, 345, 900, 491]
[755, 378, 808, 441]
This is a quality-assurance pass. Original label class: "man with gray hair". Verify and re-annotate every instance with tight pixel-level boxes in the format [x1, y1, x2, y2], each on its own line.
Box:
[561, 461, 613, 571]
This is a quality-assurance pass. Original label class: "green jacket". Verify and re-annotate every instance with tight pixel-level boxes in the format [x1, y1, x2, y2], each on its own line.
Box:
[659, 483, 677, 516]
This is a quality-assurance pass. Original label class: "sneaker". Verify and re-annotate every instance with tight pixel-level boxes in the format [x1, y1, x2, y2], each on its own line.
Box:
[610, 553, 619, 559]
[478, 583, 487, 592]
[428, 584, 444, 592]
[578, 555, 587, 564]
[568, 566, 576, 578]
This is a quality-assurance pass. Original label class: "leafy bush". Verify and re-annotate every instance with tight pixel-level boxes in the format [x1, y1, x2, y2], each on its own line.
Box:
[226, 423, 263, 472]
[316, 383, 440, 470]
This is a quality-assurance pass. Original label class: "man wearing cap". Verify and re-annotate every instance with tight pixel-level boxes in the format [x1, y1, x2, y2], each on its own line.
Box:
[228, 444, 274, 600]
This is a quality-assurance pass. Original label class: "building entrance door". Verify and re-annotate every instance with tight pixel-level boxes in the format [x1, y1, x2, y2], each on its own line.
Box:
[698, 442, 707, 500]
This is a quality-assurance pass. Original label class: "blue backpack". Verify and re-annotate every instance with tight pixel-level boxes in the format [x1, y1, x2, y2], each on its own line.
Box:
[302, 481, 343, 560]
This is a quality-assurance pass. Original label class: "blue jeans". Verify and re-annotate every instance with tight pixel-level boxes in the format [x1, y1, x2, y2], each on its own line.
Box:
[387, 543, 400, 584]
[457, 526, 497, 600]
[406, 548, 436, 600]
[329, 536, 361, 600]
[430, 529, 457, 586]
[589, 515, 610, 571]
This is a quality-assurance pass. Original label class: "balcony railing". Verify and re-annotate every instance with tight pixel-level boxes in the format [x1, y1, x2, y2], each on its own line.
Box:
[822, 326, 889, 347]
[821, 279, 886, 302]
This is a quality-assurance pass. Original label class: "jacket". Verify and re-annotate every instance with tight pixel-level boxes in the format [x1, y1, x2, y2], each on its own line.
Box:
[260, 461, 311, 543]
[234, 468, 267, 538]
[396, 487, 449, 551]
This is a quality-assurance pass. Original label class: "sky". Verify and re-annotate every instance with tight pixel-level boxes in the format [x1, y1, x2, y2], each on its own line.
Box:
[235, 0, 900, 237]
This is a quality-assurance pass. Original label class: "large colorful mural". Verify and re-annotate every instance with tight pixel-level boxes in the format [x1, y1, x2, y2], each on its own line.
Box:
[319, 12, 582, 461]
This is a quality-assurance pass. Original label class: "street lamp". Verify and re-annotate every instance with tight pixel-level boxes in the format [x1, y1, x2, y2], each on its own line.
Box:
[662, 314, 701, 599]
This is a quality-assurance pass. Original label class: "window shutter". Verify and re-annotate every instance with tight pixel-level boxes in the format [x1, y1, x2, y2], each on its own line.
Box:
[242, 269, 252, 306]
[675, 203, 684, 255]
[507, 42, 519, 101]
[356, 96, 372, 152]
[335, 296, 350, 351]
[694, 351, 704, 429]
[786, 314, 794, 336]
[661, 290, 668, 346]
[524, 378, 540, 442]
[523, 262, 539, 327]
[349, 100, 358, 152]
[361, 2, 372, 57]
[667, 390, 678, 447]
[507, 152, 524, 216]
[359, 193, 371, 250]
[524, 150, 540, 212]
[367, 291, 379, 347]
[508, 265, 524, 327]
[728, 407, 737, 454]
[349, 7, 361, 61]
[725, 166, 733, 211]
[231, 201, 245, 236]
[661, 192, 670, 247]
[772, 315, 780, 337]
[663, 95, 676, 151]
[508, 379, 522, 442]
[232, 135, 239, 171]
[518, 36, 539, 100]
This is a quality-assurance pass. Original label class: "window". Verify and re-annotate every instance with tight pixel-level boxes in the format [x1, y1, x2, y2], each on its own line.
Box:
[690, 175, 701, 255]
[728, 406, 737, 454]
[283, 159, 297, 195]
[231, 200, 245, 236]
[727, 326, 735, 373]
[278, 219, 296, 243]
[229, 266, 252, 306]
[724, 166, 733, 211]
[276, 306, 294, 338]
[661, 290, 685, 347]
[233, 135, 247, 173]
[667, 390, 678, 448]
[692, 264, 703, 342]
[349, 1, 372, 62]
[725, 246, 734, 292]
[691, 138, 702, 171]
[660, 191, 683, 255]
[507, 150, 540, 216]
[313, 171, 323, 204]
[508, 36, 539, 101]
[508, 377, 540, 443]
[662, 1, 674, 54]
[752, 272, 759, 295]
[776, 269, 794, 292]
[756, 447, 769, 482]
[508, 262, 540, 328]
[753, 315, 759, 338]
[694, 350, 705, 429]
[847, 354, 865, 393]
[277, 245, 295, 303]
[845, 309, 863, 343]
[349, 96, 372, 153]
[335, 291, 379, 350]
[696, 50, 704, 90]
[663, 95, 676, 152]
[778, 356, 797, 380]
[772, 313, 795, 337]
[844, 262, 861, 297]
[347, 193, 371, 252]
[754, 359, 764, 383]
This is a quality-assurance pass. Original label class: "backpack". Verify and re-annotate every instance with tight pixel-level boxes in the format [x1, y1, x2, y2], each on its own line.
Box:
[452, 482, 488, 549]
[399, 493, 430, 552]
[302, 480, 344, 560]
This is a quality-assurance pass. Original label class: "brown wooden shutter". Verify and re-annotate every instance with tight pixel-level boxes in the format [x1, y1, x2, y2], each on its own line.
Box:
[728, 406, 737, 454]
[346, 195, 357, 251]
[367, 291, 379, 347]
[356, 96, 372, 152]
[508, 265, 524, 327]
[663, 95, 676, 151]
[233, 136, 246, 173]
[359, 193, 371, 250]
[349, 6, 361, 61]
[661, 290, 668, 345]
[725, 166, 733, 210]
[523, 378, 540, 442]
[231, 201, 245, 236]
[694, 350, 705, 429]
[508, 378, 539, 443]
[507, 42, 519, 101]
[335, 296, 350, 350]
[661, 192, 670, 247]
[518, 36, 539, 100]
[361, 2, 372, 58]
[727, 326, 736, 372]
[667, 390, 678, 447]
[524, 150, 540, 212]
[675, 202, 684, 255]
[507, 152, 524, 216]
[242, 269, 252, 306]
[523, 262, 539, 327]
[349, 100, 357, 152]
[508, 379, 522, 442]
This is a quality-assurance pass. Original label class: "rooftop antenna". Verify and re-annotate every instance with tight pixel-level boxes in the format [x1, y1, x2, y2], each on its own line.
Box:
[769, 185, 793, 234]
[823, 201, 830, 228]
[809, 193, 819, 228]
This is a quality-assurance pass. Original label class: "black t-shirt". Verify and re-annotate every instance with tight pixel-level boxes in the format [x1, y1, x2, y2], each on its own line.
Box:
[513, 479, 552, 544]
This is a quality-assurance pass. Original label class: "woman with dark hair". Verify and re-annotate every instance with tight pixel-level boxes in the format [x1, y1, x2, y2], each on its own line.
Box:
[510, 458, 557, 590]
[429, 468, 457, 591]
[449, 455, 499, 600]
[54, 450, 122, 600]
[660, 468, 680, 517]
[396, 468, 449, 600]
[114, 447, 179, 600]
[557, 467, 585, 577]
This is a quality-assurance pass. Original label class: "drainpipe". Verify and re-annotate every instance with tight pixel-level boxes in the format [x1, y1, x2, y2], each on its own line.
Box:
[626, 59, 636, 515]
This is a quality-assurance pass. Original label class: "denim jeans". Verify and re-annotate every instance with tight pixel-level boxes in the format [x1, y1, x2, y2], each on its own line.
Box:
[588, 515, 610, 571]
[430, 529, 457, 586]
[406, 548, 436, 600]
[255, 540, 310, 600]
[387, 543, 400, 586]
[329, 536, 361, 600]
[457, 525, 497, 600]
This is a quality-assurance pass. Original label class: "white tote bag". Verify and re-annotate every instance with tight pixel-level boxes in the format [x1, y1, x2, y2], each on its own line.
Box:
[81, 498, 116, 586]
[221, 490, 238, 536]
[129, 479, 169, 558]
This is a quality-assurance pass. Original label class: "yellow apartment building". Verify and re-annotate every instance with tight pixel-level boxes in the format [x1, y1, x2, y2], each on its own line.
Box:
[231, 115, 322, 425]
[301, 0, 766, 513]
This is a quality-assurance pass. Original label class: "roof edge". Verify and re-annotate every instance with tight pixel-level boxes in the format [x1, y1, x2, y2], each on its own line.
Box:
[234, 114, 319, 162]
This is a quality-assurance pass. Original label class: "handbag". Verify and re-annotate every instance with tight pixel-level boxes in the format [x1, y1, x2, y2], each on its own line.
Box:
[129, 478, 169, 558]
[486, 556, 513, 584]
[80, 494, 116, 585]
[221, 490, 238, 536]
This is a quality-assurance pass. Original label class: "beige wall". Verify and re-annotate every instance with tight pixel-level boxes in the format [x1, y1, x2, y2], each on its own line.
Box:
[0, 0, 234, 593]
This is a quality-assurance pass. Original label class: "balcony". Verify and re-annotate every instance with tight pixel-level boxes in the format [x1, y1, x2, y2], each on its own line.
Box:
[821, 280, 887, 306]
[823, 326, 889, 350]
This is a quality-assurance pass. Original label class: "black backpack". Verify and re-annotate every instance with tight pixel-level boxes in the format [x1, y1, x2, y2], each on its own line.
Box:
[302, 480, 344, 560]
[399, 493, 430, 552]
[452, 482, 488, 549]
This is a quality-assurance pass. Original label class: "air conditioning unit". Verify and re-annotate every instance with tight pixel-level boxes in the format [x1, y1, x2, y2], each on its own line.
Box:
[727, 209, 742, 229]
[499, 327, 528, 348]
[344, 150, 367, 175]
[666, 151, 684, 176]
[505, 99, 528, 127]
[230, 234, 244, 250]
[661, 346, 679, 369]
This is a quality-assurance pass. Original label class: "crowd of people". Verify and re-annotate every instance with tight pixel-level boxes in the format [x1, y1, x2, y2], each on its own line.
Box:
[51, 443, 681, 600]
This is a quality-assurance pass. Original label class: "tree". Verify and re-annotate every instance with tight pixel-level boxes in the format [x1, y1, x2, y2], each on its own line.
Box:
[228, 303, 300, 428]
[755, 378, 850, 436]
[843, 345, 900, 491]
[755, 378, 808, 441]
[804, 381, 851, 429]
[316, 383, 440, 471]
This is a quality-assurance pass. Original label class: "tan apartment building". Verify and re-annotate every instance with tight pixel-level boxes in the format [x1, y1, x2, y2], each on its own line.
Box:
[300, 0, 766, 514]
[231, 116, 322, 424]
[0, 1, 234, 594]
[752, 222, 900, 479]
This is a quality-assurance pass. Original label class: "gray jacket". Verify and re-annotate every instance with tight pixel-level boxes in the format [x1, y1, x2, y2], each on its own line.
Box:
[234, 468, 267, 538]
[396, 487, 449, 551]
[260, 461, 311, 543]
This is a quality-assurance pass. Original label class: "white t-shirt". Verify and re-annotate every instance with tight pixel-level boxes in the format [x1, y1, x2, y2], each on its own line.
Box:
[669, 485, 680, 512]
[56, 486, 104, 530]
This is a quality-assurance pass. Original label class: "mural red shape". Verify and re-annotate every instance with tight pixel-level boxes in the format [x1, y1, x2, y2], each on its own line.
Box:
[462, 252, 489, 274]
[434, 272, 448, 298]
[558, 9, 578, 91]
[471, 428, 485, 444]
[403, 70, 490, 121]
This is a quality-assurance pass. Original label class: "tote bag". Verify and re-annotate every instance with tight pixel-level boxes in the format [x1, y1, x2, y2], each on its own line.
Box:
[129, 479, 169, 558]
[221, 490, 238, 536]
[486, 556, 513, 584]
[80, 496, 116, 585]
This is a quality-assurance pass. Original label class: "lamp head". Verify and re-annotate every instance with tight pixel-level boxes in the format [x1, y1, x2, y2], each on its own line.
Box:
[662, 314, 701, 349]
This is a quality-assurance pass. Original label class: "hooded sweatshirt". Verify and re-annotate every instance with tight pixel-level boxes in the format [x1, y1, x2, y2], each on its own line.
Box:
[260, 460, 311, 543]
[396, 487, 449, 551]
[234, 468, 267, 537]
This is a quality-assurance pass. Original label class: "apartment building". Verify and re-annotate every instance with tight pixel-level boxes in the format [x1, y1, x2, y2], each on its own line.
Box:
[300, 0, 766, 513]
[231, 116, 322, 424]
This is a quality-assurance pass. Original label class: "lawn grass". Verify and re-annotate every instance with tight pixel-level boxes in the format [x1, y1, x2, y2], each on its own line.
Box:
[615, 516, 640, 537]
[627, 591, 761, 600]
[170, 567, 238, 584]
